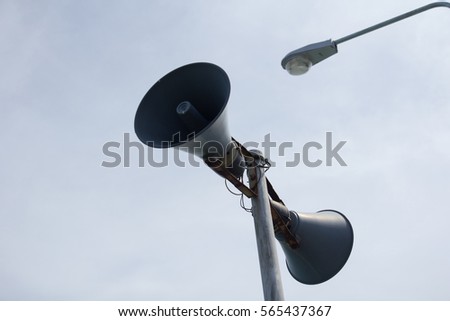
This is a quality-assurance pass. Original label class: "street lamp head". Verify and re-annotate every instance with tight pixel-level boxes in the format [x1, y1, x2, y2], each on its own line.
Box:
[281, 39, 338, 76]
[282, 3, 450, 76]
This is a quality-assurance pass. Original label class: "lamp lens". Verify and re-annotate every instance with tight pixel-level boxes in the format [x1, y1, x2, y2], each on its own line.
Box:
[285, 56, 312, 75]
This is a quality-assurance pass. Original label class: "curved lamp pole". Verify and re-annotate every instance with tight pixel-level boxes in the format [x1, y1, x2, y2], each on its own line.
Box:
[281, 2, 450, 75]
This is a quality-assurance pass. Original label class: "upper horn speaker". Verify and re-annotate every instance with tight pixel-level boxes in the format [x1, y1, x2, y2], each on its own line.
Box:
[134, 62, 244, 177]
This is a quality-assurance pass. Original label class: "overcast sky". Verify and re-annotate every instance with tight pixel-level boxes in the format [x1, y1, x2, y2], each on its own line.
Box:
[1, 0, 449, 300]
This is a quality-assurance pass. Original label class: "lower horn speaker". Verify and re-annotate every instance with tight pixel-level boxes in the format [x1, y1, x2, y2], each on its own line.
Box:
[271, 200, 354, 285]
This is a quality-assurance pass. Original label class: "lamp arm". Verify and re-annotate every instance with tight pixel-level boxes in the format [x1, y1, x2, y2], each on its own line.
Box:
[334, 2, 450, 45]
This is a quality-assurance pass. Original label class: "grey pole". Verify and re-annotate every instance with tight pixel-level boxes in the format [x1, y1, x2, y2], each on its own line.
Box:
[246, 150, 285, 301]
[335, 2, 450, 45]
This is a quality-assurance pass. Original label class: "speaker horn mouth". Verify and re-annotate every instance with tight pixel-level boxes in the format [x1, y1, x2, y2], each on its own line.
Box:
[134, 62, 231, 148]
[134, 62, 245, 178]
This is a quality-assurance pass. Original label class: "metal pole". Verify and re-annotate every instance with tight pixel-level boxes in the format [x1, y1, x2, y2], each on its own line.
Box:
[335, 2, 450, 45]
[246, 150, 284, 301]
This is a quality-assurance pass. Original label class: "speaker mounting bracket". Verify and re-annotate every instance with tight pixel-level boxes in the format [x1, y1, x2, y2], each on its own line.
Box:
[205, 138, 300, 249]
[203, 157, 256, 198]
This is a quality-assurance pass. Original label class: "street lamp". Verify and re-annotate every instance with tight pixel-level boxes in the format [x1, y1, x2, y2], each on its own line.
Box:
[281, 2, 450, 75]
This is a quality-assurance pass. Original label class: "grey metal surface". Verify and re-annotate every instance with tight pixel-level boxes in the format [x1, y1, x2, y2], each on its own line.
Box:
[247, 151, 285, 301]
